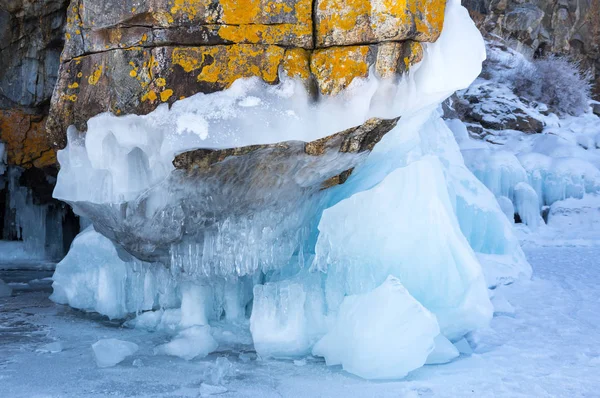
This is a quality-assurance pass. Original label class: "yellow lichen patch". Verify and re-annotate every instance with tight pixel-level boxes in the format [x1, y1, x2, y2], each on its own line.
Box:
[316, 0, 370, 44]
[130, 70, 138, 77]
[172, 45, 286, 87]
[156, 78, 167, 87]
[282, 48, 310, 80]
[88, 65, 103, 85]
[160, 89, 174, 102]
[170, 0, 212, 22]
[219, 0, 261, 24]
[142, 90, 158, 102]
[68, 82, 80, 89]
[310, 46, 370, 95]
[316, 0, 445, 46]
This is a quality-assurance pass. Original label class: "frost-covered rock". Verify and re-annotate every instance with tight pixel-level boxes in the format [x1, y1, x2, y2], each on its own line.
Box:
[313, 276, 440, 380]
[92, 339, 139, 368]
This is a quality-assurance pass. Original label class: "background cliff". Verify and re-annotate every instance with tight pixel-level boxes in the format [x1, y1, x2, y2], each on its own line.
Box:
[463, 0, 600, 98]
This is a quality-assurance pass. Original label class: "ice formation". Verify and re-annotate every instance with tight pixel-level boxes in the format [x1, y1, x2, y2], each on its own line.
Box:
[50, 0, 531, 379]
[448, 36, 600, 241]
[92, 339, 139, 368]
[313, 276, 440, 380]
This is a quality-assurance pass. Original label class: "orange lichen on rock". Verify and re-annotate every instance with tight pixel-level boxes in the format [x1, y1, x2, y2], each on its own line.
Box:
[310, 46, 371, 95]
[282, 48, 311, 80]
[0, 110, 56, 168]
[48, 0, 448, 146]
[316, 0, 446, 46]
[172, 45, 286, 87]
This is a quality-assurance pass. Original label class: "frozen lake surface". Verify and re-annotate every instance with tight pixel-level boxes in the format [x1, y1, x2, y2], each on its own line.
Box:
[1, 244, 599, 397]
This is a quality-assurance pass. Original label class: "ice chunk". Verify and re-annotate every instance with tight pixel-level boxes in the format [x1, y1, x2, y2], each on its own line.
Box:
[207, 357, 235, 386]
[199, 383, 228, 396]
[453, 338, 473, 355]
[51, 227, 178, 320]
[154, 326, 217, 361]
[314, 157, 493, 340]
[490, 291, 515, 317]
[293, 359, 307, 367]
[92, 339, 139, 368]
[0, 278, 12, 297]
[36, 342, 63, 353]
[426, 335, 460, 365]
[514, 182, 541, 229]
[250, 280, 320, 359]
[180, 283, 210, 328]
[313, 276, 439, 380]
[497, 196, 515, 223]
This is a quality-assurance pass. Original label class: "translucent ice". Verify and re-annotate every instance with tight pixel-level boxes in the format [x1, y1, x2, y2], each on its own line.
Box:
[514, 182, 541, 229]
[313, 157, 493, 340]
[92, 339, 139, 368]
[312, 276, 440, 380]
[154, 326, 218, 361]
[426, 335, 460, 365]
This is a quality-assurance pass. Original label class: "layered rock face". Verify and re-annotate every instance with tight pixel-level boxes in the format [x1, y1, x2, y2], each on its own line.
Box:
[463, 0, 600, 98]
[47, 0, 446, 146]
[0, 0, 69, 169]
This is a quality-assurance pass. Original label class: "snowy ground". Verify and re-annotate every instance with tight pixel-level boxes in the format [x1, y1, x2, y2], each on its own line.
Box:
[1, 243, 599, 397]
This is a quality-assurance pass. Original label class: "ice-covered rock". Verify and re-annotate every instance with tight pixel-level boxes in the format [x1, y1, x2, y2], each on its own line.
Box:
[92, 339, 139, 368]
[313, 276, 440, 380]
[47, 0, 530, 381]
[154, 326, 218, 361]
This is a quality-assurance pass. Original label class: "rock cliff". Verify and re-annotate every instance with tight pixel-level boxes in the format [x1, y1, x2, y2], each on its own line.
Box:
[463, 0, 600, 98]
[46, 0, 446, 147]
